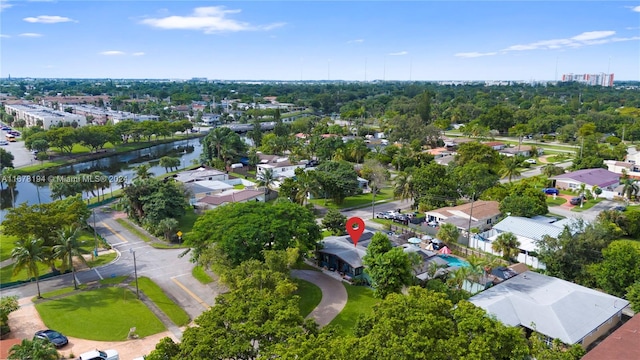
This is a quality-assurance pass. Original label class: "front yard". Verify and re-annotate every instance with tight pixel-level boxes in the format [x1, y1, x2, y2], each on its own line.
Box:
[310, 188, 394, 210]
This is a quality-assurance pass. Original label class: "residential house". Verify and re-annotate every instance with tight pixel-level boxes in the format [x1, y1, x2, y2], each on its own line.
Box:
[483, 141, 506, 150]
[582, 314, 640, 359]
[499, 145, 542, 157]
[194, 189, 265, 210]
[425, 147, 454, 159]
[551, 168, 620, 198]
[256, 152, 307, 180]
[469, 271, 629, 349]
[604, 147, 640, 180]
[201, 113, 222, 126]
[173, 166, 229, 183]
[317, 232, 373, 283]
[185, 180, 234, 204]
[425, 200, 501, 232]
[473, 216, 581, 269]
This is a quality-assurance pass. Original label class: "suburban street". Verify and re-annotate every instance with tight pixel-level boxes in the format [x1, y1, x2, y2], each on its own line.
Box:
[2, 206, 222, 322]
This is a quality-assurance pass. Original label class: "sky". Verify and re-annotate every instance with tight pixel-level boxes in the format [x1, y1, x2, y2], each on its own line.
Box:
[1, 1, 639, 81]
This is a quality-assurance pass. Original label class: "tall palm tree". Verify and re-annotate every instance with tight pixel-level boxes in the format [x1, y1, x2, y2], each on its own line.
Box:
[621, 178, 639, 201]
[491, 232, 521, 262]
[436, 223, 460, 245]
[52, 226, 89, 290]
[393, 171, 414, 203]
[576, 183, 587, 207]
[501, 157, 521, 182]
[134, 164, 153, 180]
[294, 169, 318, 206]
[8, 338, 59, 360]
[1, 167, 18, 206]
[348, 139, 369, 164]
[258, 168, 276, 197]
[11, 238, 46, 298]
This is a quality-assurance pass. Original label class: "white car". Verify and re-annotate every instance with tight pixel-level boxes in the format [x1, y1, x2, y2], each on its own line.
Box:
[79, 349, 119, 360]
[524, 159, 537, 164]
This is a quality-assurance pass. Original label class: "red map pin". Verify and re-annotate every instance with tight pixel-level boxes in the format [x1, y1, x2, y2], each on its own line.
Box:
[346, 217, 365, 247]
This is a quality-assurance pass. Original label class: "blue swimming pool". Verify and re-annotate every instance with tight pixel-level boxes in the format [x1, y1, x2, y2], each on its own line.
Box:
[439, 255, 470, 268]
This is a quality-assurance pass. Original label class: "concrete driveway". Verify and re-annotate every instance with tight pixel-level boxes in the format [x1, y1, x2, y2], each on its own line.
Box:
[291, 270, 347, 327]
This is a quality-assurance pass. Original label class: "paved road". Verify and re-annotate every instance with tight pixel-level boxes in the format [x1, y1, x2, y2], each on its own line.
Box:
[548, 199, 616, 223]
[499, 160, 573, 184]
[2, 206, 223, 325]
[291, 269, 347, 327]
[1, 133, 34, 168]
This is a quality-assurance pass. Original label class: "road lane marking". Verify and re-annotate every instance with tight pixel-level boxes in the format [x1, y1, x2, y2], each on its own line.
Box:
[101, 222, 128, 243]
[94, 268, 104, 280]
[171, 277, 210, 310]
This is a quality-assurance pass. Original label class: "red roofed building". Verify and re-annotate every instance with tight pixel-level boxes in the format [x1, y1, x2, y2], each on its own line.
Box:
[582, 314, 640, 360]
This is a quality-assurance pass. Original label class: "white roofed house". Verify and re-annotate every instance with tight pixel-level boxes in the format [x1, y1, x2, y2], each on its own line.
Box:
[185, 180, 233, 205]
[469, 271, 629, 349]
[472, 216, 581, 269]
[173, 166, 229, 183]
[425, 200, 501, 233]
[255, 152, 307, 183]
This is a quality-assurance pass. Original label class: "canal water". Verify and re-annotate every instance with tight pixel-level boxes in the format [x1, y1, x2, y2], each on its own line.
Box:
[0, 138, 205, 218]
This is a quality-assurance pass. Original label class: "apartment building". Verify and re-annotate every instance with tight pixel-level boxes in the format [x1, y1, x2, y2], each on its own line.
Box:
[4, 103, 86, 129]
[561, 73, 614, 87]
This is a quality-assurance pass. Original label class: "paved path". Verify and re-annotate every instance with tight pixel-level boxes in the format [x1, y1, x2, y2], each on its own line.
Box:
[291, 269, 347, 327]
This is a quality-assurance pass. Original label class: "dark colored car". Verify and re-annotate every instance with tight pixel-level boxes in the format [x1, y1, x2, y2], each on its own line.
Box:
[613, 205, 627, 212]
[570, 197, 584, 205]
[542, 188, 559, 195]
[34, 329, 68, 348]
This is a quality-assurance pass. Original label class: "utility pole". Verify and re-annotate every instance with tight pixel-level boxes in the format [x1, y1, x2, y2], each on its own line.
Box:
[466, 194, 476, 255]
[130, 249, 139, 299]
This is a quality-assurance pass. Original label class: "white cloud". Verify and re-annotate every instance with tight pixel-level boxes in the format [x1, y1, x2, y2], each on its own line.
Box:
[455, 52, 497, 58]
[388, 51, 408, 56]
[0, 34, 10, 38]
[571, 30, 615, 41]
[132, 52, 145, 56]
[140, 6, 285, 34]
[347, 39, 364, 44]
[100, 50, 125, 56]
[23, 15, 76, 23]
[19, 33, 43, 37]
[0, 2, 13, 12]
[633, 5, 640, 12]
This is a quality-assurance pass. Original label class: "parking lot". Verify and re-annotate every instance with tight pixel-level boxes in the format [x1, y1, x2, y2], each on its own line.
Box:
[1, 130, 34, 168]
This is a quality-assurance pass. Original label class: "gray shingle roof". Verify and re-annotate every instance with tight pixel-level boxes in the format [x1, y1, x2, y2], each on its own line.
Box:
[469, 271, 629, 345]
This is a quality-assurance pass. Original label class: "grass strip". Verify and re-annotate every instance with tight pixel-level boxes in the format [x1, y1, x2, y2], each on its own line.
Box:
[131, 277, 190, 326]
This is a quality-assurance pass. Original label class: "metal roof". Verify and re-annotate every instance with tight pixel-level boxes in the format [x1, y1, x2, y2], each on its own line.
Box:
[469, 271, 629, 345]
[493, 216, 565, 241]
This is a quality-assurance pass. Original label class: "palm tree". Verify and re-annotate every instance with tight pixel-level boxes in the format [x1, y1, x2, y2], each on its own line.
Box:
[157, 218, 179, 241]
[11, 238, 46, 298]
[52, 226, 89, 290]
[491, 232, 521, 262]
[576, 183, 587, 207]
[8, 338, 59, 360]
[1, 167, 18, 206]
[348, 139, 369, 164]
[447, 266, 472, 290]
[621, 178, 639, 201]
[501, 157, 521, 182]
[393, 171, 414, 203]
[294, 169, 318, 206]
[258, 168, 276, 197]
[134, 164, 153, 179]
[437, 223, 460, 245]
[90, 171, 109, 202]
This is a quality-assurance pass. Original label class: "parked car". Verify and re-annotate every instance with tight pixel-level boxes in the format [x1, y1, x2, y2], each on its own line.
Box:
[375, 212, 388, 219]
[542, 188, 559, 195]
[78, 349, 119, 360]
[34, 329, 68, 348]
[613, 205, 627, 212]
[1, 126, 11, 131]
[393, 215, 409, 224]
[570, 197, 584, 205]
[0, 140, 8, 146]
[524, 159, 537, 164]
[305, 159, 319, 168]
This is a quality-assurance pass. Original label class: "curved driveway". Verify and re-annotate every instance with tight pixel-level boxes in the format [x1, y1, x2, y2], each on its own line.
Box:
[291, 269, 347, 327]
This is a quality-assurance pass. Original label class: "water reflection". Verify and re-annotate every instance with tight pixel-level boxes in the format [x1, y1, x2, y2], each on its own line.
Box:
[0, 139, 204, 218]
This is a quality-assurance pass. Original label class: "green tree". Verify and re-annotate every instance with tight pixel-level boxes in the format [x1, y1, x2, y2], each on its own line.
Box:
[437, 223, 460, 245]
[313, 161, 360, 205]
[201, 127, 247, 169]
[627, 282, 640, 313]
[134, 164, 153, 179]
[0, 148, 14, 169]
[0, 296, 19, 336]
[159, 156, 181, 172]
[492, 232, 521, 261]
[52, 226, 90, 290]
[8, 338, 60, 360]
[145, 337, 181, 360]
[321, 208, 347, 236]
[415, 90, 432, 124]
[363, 233, 414, 298]
[392, 171, 413, 203]
[77, 125, 117, 152]
[46, 127, 77, 154]
[185, 201, 321, 266]
[542, 164, 565, 177]
[359, 158, 389, 216]
[589, 241, 640, 297]
[257, 168, 276, 196]
[455, 142, 501, 168]
[501, 157, 521, 182]
[156, 218, 180, 241]
[11, 238, 46, 298]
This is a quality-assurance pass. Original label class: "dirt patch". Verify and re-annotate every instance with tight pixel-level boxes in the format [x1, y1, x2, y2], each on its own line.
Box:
[6, 297, 177, 360]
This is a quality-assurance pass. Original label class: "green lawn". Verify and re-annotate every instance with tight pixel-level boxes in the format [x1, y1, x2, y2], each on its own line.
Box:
[292, 262, 321, 272]
[310, 188, 394, 210]
[132, 277, 190, 326]
[546, 197, 567, 206]
[100, 275, 128, 285]
[35, 287, 165, 341]
[116, 218, 153, 242]
[571, 198, 603, 212]
[293, 279, 322, 317]
[192, 265, 213, 284]
[177, 208, 199, 235]
[0, 230, 18, 261]
[328, 284, 379, 336]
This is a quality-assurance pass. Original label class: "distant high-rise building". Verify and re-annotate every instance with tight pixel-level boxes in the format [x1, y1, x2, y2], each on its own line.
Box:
[561, 73, 614, 87]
